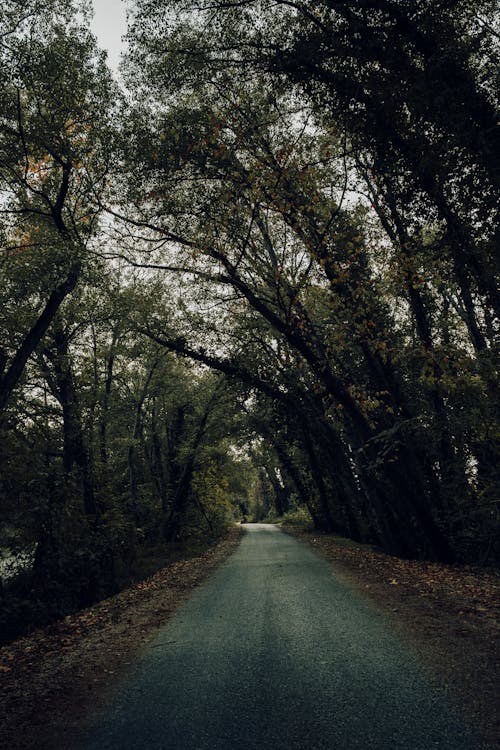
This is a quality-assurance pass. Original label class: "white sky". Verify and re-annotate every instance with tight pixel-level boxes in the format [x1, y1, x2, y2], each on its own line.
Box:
[90, 0, 128, 75]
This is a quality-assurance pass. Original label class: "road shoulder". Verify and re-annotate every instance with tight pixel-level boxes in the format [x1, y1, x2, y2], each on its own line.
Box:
[0, 526, 243, 750]
[282, 525, 499, 750]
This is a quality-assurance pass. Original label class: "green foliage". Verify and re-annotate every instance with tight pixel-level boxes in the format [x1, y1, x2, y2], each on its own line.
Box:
[1, 0, 499, 644]
[120, 0, 498, 561]
[188, 461, 233, 538]
[279, 507, 314, 530]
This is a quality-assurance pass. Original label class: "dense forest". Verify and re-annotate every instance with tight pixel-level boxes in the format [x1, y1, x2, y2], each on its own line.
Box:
[0, 0, 498, 642]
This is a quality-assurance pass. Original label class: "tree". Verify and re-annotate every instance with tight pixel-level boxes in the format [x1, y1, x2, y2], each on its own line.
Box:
[0, 0, 116, 413]
[117, 0, 498, 561]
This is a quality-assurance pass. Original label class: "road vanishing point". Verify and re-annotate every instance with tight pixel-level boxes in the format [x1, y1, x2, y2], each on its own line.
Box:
[80, 524, 482, 750]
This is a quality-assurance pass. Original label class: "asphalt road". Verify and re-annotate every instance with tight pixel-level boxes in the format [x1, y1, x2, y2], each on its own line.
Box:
[80, 524, 482, 749]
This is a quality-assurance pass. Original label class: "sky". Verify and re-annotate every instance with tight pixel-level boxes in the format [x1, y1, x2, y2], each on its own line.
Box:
[90, 0, 128, 75]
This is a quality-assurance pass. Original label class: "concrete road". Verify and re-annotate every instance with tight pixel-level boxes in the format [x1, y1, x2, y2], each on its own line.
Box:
[80, 524, 482, 749]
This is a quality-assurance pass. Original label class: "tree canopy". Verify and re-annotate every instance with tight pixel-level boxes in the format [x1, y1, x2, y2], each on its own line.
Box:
[0, 0, 498, 641]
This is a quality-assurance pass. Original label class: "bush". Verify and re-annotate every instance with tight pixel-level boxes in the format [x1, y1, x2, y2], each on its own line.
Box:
[279, 506, 314, 528]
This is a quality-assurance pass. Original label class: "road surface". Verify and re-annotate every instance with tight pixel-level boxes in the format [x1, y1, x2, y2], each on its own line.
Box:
[80, 524, 482, 749]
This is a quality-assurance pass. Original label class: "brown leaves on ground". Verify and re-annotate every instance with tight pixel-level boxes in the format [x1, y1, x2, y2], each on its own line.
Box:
[285, 526, 500, 750]
[0, 526, 243, 750]
[300, 530, 499, 621]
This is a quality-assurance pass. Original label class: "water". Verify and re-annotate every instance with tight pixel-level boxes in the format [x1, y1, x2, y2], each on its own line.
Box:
[0, 546, 35, 581]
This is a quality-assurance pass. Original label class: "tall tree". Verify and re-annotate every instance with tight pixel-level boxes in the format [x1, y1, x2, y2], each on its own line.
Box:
[0, 0, 116, 412]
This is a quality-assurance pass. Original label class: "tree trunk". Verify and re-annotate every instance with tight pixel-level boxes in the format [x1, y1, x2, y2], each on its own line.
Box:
[0, 263, 80, 414]
[46, 327, 97, 519]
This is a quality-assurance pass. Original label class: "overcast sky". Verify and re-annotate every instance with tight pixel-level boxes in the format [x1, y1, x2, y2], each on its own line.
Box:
[90, 0, 128, 74]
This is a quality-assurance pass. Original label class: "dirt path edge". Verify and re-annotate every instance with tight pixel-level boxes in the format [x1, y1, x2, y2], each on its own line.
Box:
[282, 525, 500, 750]
[0, 525, 243, 750]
